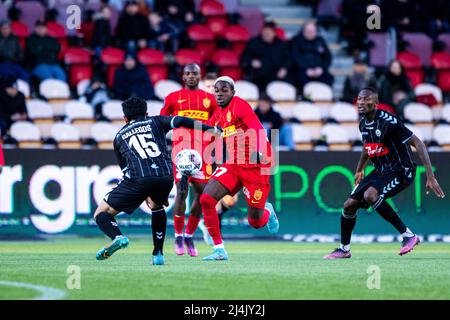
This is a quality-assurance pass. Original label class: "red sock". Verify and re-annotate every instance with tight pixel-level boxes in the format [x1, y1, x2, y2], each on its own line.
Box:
[248, 208, 270, 229]
[199, 194, 223, 245]
[173, 214, 185, 235]
[185, 215, 201, 236]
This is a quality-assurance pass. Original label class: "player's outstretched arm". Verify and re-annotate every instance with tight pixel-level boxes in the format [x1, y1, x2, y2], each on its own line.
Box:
[168, 116, 222, 135]
[354, 147, 369, 185]
[409, 135, 445, 198]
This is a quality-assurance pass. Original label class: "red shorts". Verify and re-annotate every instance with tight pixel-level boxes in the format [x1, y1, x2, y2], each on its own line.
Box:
[211, 164, 270, 209]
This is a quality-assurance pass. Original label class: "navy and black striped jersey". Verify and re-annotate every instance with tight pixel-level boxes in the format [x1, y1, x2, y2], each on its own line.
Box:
[113, 115, 174, 178]
[360, 109, 416, 173]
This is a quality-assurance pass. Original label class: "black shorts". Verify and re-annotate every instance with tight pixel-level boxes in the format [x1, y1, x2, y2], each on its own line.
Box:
[104, 175, 173, 214]
[349, 167, 416, 208]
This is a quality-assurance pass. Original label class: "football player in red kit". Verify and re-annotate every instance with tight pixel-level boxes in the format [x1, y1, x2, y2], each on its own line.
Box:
[200, 76, 279, 261]
[160, 64, 218, 256]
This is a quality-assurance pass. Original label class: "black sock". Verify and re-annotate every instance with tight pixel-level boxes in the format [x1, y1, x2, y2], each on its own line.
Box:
[151, 208, 167, 255]
[95, 212, 122, 240]
[372, 197, 407, 234]
[341, 211, 357, 247]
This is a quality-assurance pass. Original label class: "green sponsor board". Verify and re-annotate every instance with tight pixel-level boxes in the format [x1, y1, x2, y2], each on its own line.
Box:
[0, 150, 448, 236]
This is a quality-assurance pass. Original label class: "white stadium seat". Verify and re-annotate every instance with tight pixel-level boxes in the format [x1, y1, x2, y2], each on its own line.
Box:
[266, 81, 297, 101]
[91, 122, 117, 149]
[234, 80, 259, 101]
[330, 102, 359, 141]
[102, 100, 125, 125]
[441, 104, 450, 123]
[291, 124, 313, 150]
[154, 80, 182, 100]
[17, 79, 30, 98]
[39, 79, 71, 100]
[10, 121, 42, 148]
[414, 83, 443, 104]
[272, 104, 294, 119]
[405, 124, 426, 142]
[291, 102, 322, 140]
[433, 125, 450, 149]
[50, 122, 81, 148]
[303, 81, 333, 102]
[321, 123, 351, 150]
[64, 101, 95, 139]
[147, 100, 164, 116]
[26, 99, 54, 138]
[403, 103, 434, 141]
[76, 79, 91, 96]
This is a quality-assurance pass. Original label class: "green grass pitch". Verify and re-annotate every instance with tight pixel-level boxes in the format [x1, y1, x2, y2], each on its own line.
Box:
[1, 237, 450, 300]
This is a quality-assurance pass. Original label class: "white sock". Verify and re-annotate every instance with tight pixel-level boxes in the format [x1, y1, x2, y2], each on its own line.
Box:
[401, 227, 414, 238]
[175, 233, 183, 238]
[213, 243, 224, 250]
[340, 244, 350, 252]
[184, 233, 193, 238]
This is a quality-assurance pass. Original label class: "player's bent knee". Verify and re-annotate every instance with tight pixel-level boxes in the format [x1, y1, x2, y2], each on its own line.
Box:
[94, 200, 117, 218]
[200, 193, 218, 210]
[343, 198, 360, 213]
[363, 188, 379, 204]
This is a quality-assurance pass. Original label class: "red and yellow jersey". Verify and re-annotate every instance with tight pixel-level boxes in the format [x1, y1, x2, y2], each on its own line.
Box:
[209, 96, 272, 168]
[161, 88, 218, 157]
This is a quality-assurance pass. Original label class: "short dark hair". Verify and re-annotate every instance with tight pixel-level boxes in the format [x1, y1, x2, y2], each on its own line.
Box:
[204, 72, 217, 81]
[122, 96, 147, 119]
[362, 87, 378, 95]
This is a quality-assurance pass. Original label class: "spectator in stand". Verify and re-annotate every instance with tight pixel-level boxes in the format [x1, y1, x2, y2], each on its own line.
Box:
[79, 75, 110, 120]
[240, 21, 290, 92]
[341, 0, 375, 54]
[147, 12, 177, 53]
[381, 0, 425, 33]
[422, 0, 450, 39]
[290, 20, 333, 91]
[112, 52, 154, 100]
[379, 59, 415, 118]
[115, 0, 150, 52]
[342, 56, 377, 103]
[0, 20, 29, 83]
[254, 93, 295, 150]
[26, 19, 66, 82]
[92, 6, 112, 53]
[0, 77, 28, 134]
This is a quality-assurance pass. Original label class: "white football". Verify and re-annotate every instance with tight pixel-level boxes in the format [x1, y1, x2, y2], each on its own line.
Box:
[175, 149, 202, 176]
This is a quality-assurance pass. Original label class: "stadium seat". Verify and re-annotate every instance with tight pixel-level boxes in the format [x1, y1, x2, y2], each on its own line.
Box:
[154, 80, 183, 101]
[175, 49, 204, 67]
[272, 104, 295, 120]
[101, 47, 125, 87]
[102, 100, 125, 125]
[266, 81, 297, 102]
[39, 79, 70, 100]
[46, 21, 68, 59]
[64, 101, 95, 139]
[200, 0, 228, 37]
[414, 83, 443, 104]
[211, 49, 242, 80]
[147, 100, 164, 116]
[291, 124, 313, 150]
[10, 121, 42, 148]
[397, 51, 424, 87]
[405, 124, 426, 142]
[441, 104, 450, 123]
[321, 124, 351, 150]
[91, 122, 117, 149]
[303, 81, 333, 102]
[224, 24, 250, 57]
[433, 125, 450, 150]
[291, 102, 323, 140]
[17, 79, 30, 98]
[11, 21, 29, 49]
[137, 48, 168, 85]
[329, 102, 359, 141]
[402, 32, 433, 67]
[64, 47, 93, 87]
[234, 80, 259, 101]
[50, 122, 81, 149]
[431, 52, 450, 92]
[187, 24, 216, 60]
[26, 99, 54, 138]
[76, 79, 91, 97]
[275, 27, 287, 41]
[437, 33, 450, 55]
[403, 103, 434, 141]
[15, 1, 46, 32]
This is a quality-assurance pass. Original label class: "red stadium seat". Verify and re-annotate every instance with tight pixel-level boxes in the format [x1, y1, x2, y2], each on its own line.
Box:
[137, 48, 168, 85]
[224, 24, 250, 57]
[78, 21, 95, 46]
[431, 52, 450, 92]
[47, 22, 68, 60]
[11, 21, 29, 49]
[187, 24, 216, 60]
[275, 27, 287, 41]
[64, 47, 93, 87]
[175, 49, 204, 66]
[200, 0, 228, 37]
[211, 49, 242, 80]
[101, 47, 125, 87]
[397, 51, 424, 87]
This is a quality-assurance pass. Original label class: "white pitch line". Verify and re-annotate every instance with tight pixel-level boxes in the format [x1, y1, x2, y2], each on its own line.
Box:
[0, 280, 66, 300]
